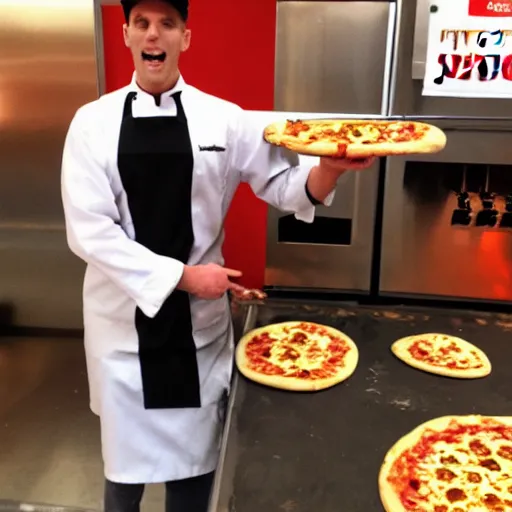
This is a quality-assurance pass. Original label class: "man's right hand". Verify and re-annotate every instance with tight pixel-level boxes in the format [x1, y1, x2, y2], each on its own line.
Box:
[177, 263, 246, 300]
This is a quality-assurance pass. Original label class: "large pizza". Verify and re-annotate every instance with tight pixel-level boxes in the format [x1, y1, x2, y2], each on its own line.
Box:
[379, 415, 512, 512]
[263, 118, 447, 158]
[391, 333, 492, 379]
[235, 321, 359, 391]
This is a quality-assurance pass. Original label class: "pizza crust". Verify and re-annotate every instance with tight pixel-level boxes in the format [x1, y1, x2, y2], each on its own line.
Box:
[235, 321, 359, 392]
[263, 119, 447, 158]
[391, 333, 491, 379]
[378, 415, 512, 512]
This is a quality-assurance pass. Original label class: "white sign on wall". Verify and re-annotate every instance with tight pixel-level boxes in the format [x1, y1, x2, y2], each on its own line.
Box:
[423, 0, 512, 97]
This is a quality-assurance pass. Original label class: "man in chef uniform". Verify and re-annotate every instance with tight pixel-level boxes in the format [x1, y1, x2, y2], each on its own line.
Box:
[60, 0, 374, 510]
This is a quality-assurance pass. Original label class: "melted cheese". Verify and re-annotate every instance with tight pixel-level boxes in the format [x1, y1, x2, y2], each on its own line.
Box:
[411, 335, 483, 369]
[292, 122, 382, 144]
[410, 432, 512, 511]
[266, 327, 336, 373]
[345, 124, 381, 143]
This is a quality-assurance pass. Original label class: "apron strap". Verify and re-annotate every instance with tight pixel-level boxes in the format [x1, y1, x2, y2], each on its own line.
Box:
[172, 91, 187, 124]
[122, 92, 137, 119]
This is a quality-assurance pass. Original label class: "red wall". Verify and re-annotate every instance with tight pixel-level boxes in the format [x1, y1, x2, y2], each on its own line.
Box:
[100, 1, 277, 289]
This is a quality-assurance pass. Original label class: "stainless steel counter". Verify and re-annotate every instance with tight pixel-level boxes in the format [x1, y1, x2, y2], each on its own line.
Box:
[210, 299, 512, 512]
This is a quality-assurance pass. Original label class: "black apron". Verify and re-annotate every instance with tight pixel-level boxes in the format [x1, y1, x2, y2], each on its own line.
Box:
[117, 90, 201, 410]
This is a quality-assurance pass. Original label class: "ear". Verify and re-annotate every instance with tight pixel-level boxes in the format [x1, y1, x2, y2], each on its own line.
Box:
[181, 28, 191, 52]
[122, 23, 130, 48]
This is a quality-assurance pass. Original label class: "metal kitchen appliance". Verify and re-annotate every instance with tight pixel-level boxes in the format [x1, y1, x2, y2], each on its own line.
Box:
[264, 0, 396, 294]
[379, 0, 512, 303]
[0, 1, 99, 329]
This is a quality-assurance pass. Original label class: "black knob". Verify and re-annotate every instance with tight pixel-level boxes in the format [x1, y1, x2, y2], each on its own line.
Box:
[500, 212, 512, 228]
[506, 194, 512, 213]
[451, 209, 471, 226]
[479, 191, 494, 209]
[475, 208, 498, 227]
[457, 192, 471, 210]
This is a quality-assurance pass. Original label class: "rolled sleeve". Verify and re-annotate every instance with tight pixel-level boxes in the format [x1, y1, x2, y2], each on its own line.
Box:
[230, 109, 333, 222]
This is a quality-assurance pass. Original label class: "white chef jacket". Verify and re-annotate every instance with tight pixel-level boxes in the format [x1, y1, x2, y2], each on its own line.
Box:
[60, 72, 333, 484]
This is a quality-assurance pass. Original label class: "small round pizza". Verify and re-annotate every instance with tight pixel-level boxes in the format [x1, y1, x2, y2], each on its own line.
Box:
[391, 333, 491, 379]
[263, 118, 446, 158]
[378, 415, 512, 512]
[232, 287, 267, 301]
[235, 321, 358, 391]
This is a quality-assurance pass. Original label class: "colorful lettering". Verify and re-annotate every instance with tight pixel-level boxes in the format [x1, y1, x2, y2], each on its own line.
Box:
[434, 53, 512, 84]
[476, 30, 505, 48]
[469, 0, 512, 16]
[502, 54, 512, 80]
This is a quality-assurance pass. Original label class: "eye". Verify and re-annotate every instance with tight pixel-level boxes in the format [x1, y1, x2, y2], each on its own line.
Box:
[133, 17, 148, 29]
[162, 19, 176, 28]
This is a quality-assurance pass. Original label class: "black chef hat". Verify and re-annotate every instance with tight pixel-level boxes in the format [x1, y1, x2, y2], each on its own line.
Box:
[121, 0, 189, 22]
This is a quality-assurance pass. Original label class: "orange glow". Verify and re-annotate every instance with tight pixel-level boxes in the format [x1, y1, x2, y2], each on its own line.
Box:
[476, 230, 511, 300]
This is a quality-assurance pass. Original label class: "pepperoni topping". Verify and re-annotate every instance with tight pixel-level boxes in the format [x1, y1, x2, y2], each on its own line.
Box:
[497, 446, 512, 460]
[284, 120, 310, 136]
[441, 455, 459, 465]
[436, 468, 456, 482]
[480, 458, 501, 471]
[467, 472, 482, 483]
[279, 346, 300, 362]
[470, 440, 491, 457]
[446, 488, 466, 502]
[483, 493, 502, 507]
[291, 332, 307, 345]
[409, 479, 420, 491]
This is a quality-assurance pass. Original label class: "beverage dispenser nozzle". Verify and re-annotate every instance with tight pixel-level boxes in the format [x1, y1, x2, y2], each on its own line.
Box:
[506, 194, 512, 213]
[451, 165, 472, 226]
[457, 191, 470, 209]
[475, 165, 498, 227]
[499, 194, 512, 228]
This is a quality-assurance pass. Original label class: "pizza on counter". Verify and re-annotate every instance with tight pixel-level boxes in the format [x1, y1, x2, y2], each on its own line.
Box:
[263, 118, 447, 158]
[379, 415, 512, 512]
[235, 321, 358, 391]
[391, 333, 491, 379]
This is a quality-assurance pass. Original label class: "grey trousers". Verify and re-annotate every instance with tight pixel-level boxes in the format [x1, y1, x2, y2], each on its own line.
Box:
[104, 472, 215, 512]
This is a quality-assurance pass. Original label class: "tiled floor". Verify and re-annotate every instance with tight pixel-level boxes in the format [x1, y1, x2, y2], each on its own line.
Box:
[0, 336, 164, 512]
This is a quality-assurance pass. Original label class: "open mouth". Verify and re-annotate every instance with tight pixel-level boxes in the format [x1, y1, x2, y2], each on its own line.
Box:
[141, 51, 166, 62]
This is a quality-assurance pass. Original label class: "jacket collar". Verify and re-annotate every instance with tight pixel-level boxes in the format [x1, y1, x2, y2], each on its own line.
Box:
[129, 71, 187, 98]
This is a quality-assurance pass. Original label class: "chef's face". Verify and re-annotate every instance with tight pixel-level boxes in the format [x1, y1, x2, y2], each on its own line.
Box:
[123, 0, 191, 94]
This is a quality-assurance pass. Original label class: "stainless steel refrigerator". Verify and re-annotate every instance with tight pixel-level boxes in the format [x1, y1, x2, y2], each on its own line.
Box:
[0, 1, 99, 329]
[379, 0, 512, 304]
[264, 0, 396, 294]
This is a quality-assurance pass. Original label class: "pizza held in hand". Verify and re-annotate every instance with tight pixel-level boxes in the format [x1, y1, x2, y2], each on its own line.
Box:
[391, 333, 491, 379]
[263, 118, 447, 158]
[379, 415, 512, 512]
[235, 321, 358, 391]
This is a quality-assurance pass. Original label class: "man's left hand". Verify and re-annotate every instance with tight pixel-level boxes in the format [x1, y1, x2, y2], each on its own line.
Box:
[306, 156, 377, 204]
[319, 155, 376, 174]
